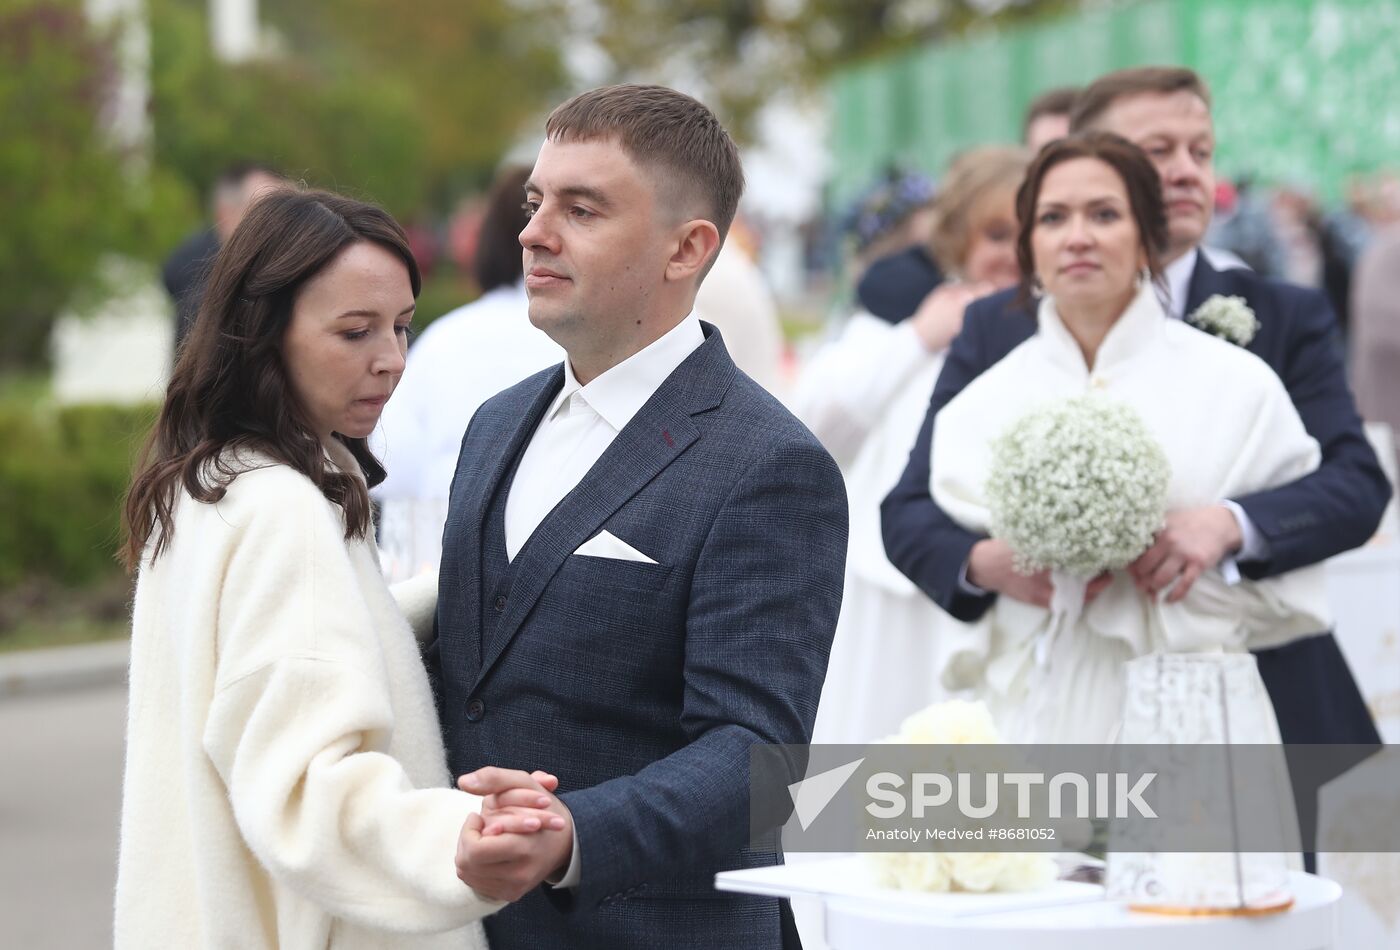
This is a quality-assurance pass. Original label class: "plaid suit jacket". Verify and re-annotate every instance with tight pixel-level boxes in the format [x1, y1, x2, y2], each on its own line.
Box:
[429, 324, 847, 948]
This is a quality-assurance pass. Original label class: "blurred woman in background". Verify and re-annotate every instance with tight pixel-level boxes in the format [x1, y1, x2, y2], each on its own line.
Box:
[796, 146, 1029, 746]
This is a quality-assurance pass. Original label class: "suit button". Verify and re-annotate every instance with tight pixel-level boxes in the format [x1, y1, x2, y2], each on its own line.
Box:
[494, 595, 506, 612]
[466, 699, 485, 722]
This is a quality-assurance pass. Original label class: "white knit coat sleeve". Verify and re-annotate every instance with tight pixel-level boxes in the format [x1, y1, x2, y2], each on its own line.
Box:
[199, 471, 502, 933]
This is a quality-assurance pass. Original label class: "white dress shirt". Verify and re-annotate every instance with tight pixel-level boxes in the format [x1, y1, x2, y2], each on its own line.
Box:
[1162, 247, 1197, 319]
[501, 312, 705, 889]
[505, 312, 704, 559]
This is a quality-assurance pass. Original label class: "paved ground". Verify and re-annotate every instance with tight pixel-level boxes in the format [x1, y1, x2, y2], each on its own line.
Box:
[0, 684, 125, 949]
[0, 675, 1392, 947]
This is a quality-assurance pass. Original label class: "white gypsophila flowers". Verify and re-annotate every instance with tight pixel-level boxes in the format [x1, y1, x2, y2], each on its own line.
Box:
[985, 394, 1170, 578]
[1188, 294, 1260, 347]
[869, 701, 1058, 894]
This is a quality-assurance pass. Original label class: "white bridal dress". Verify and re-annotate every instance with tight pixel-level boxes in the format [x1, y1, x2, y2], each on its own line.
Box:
[794, 311, 953, 746]
[929, 283, 1330, 744]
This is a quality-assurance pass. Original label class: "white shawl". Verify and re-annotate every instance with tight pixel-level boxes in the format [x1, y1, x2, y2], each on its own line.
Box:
[929, 283, 1329, 740]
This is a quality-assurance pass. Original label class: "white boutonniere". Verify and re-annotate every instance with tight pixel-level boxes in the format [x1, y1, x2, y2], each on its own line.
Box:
[1188, 294, 1259, 346]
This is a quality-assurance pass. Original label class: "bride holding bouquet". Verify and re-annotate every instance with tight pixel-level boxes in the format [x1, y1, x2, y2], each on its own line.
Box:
[929, 133, 1329, 744]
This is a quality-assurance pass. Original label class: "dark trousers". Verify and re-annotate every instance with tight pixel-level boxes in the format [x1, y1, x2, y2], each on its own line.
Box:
[1255, 631, 1382, 872]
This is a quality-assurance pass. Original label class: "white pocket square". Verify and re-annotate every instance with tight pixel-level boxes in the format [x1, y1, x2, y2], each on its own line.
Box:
[572, 530, 658, 564]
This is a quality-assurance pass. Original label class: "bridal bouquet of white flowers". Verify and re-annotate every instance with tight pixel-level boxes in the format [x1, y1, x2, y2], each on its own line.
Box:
[984, 394, 1170, 666]
[870, 701, 1057, 894]
[985, 394, 1170, 579]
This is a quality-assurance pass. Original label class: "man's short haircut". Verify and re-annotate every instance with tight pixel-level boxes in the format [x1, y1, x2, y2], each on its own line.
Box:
[544, 84, 745, 242]
[212, 161, 285, 206]
[1069, 66, 1212, 133]
[1022, 87, 1080, 139]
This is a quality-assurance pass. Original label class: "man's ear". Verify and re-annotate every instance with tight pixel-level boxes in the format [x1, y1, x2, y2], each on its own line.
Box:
[665, 220, 721, 283]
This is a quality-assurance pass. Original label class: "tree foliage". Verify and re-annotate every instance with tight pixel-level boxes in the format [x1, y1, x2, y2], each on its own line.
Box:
[1, 0, 1072, 371]
[2, 0, 570, 370]
[534, 0, 1076, 139]
[0, 1, 191, 369]
[148, 0, 429, 216]
[262, 0, 568, 201]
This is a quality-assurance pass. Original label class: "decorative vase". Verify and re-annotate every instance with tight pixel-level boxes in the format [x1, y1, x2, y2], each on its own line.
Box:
[1106, 652, 1299, 915]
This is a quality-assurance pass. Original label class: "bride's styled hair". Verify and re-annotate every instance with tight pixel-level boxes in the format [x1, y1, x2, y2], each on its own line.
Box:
[1012, 131, 1170, 304]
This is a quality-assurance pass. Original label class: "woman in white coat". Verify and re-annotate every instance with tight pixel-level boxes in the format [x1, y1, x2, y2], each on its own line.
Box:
[116, 189, 562, 949]
[799, 147, 1028, 746]
[929, 134, 1327, 743]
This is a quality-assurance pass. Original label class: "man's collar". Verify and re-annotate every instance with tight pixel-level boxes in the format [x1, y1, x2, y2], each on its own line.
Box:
[550, 312, 705, 431]
[1162, 247, 1200, 320]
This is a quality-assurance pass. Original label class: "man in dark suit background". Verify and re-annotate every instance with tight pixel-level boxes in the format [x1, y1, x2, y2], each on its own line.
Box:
[161, 161, 284, 349]
[432, 84, 847, 949]
[881, 66, 1388, 859]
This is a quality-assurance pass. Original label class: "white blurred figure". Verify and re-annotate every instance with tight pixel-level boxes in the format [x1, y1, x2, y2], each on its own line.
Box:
[373, 167, 562, 581]
[795, 147, 1029, 748]
[787, 147, 1028, 950]
[693, 215, 786, 395]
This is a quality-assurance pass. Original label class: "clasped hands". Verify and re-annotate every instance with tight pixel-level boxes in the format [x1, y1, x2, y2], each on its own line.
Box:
[454, 767, 575, 903]
[968, 504, 1243, 607]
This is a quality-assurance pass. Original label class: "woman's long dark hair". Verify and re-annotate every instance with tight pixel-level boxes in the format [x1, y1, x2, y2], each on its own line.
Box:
[121, 188, 421, 569]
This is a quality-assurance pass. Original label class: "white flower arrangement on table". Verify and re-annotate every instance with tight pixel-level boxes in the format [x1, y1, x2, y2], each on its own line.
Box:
[1187, 294, 1259, 347]
[986, 394, 1170, 579]
[870, 700, 1058, 894]
[896, 697, 1003, 745]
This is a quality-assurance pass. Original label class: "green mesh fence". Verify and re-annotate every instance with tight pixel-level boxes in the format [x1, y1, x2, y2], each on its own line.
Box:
[829, 0, 1400, 209]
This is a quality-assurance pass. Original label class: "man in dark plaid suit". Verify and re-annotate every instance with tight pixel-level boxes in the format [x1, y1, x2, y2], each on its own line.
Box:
[428, 84, 848, 949]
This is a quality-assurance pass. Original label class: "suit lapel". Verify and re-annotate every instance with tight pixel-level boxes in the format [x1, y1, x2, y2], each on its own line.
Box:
[476, 368, 565, 527]
[472, 326, 733, 690]
[445, 368, 562, 675]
